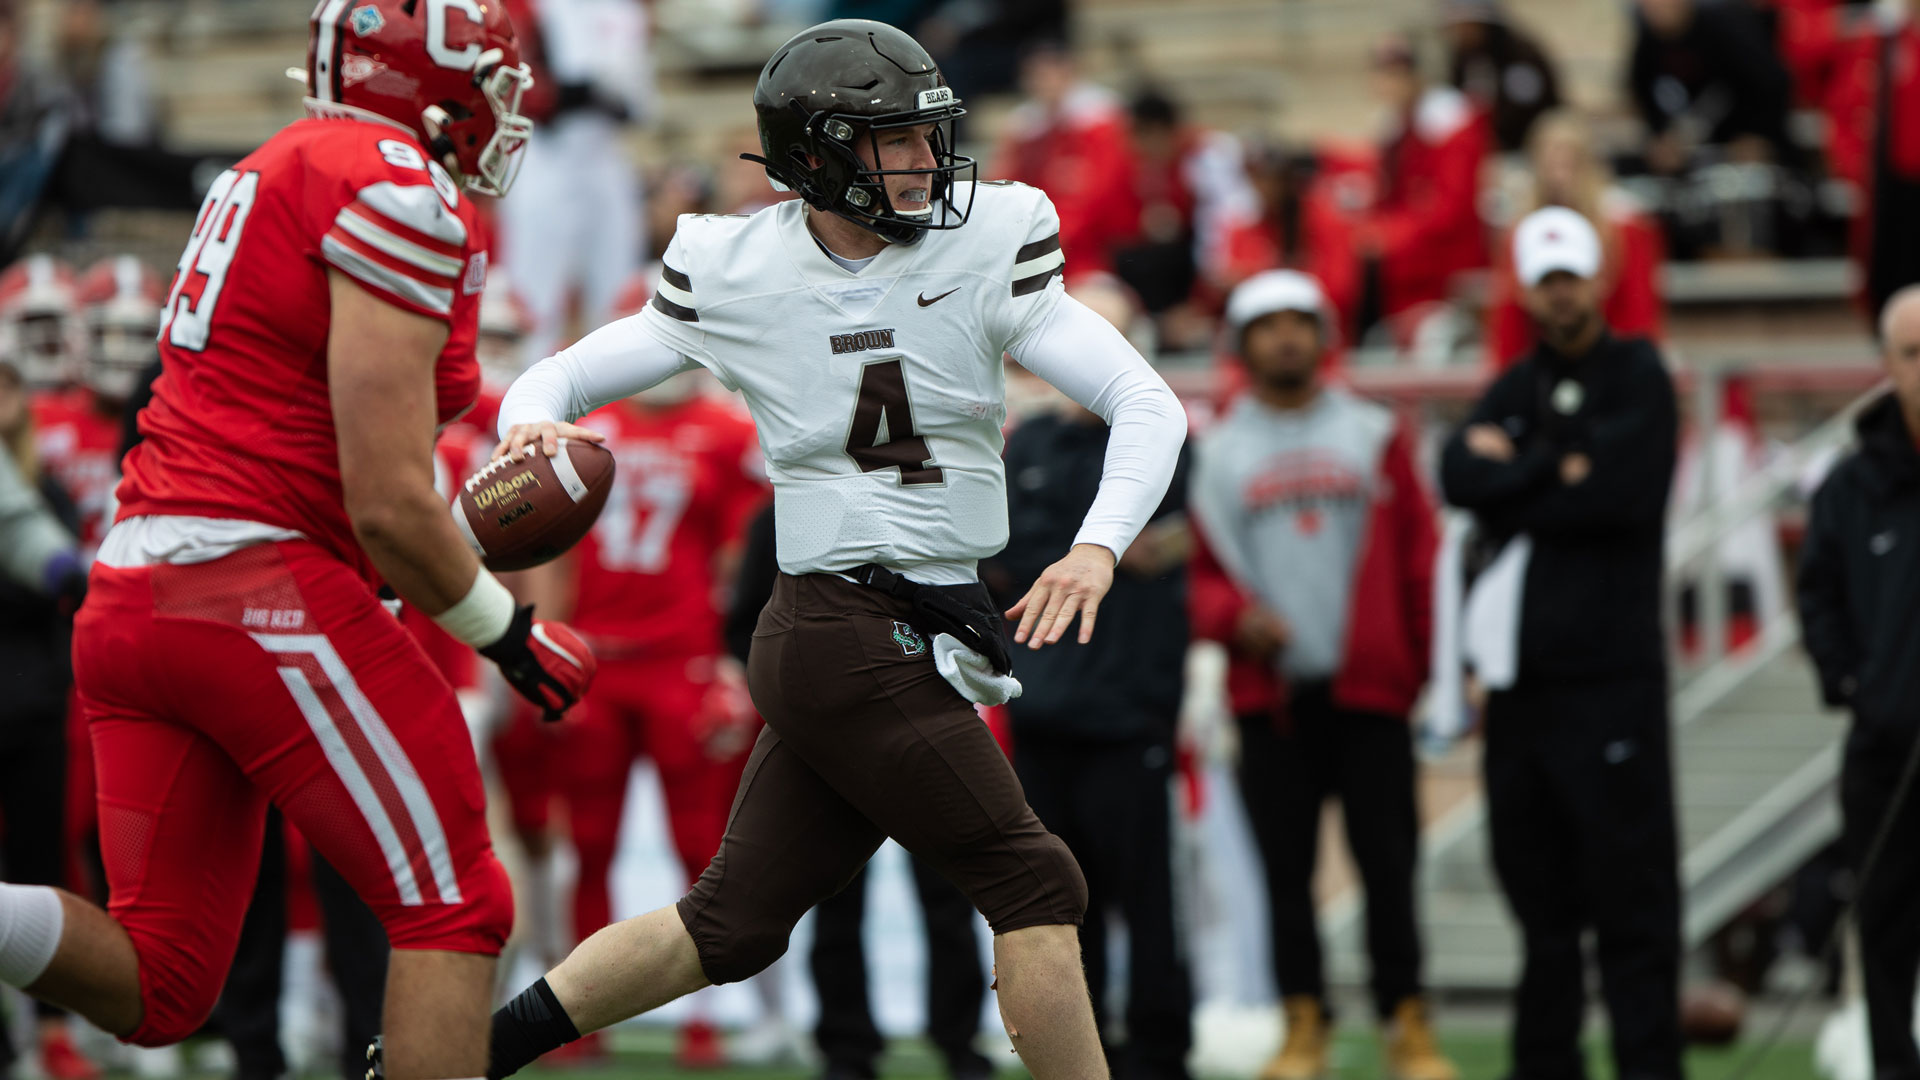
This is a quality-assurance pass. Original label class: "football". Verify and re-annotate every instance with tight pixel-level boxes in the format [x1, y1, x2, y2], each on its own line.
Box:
[453, 439, 615, 572]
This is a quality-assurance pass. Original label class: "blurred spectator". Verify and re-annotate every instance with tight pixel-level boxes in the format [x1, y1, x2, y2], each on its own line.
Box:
[987, 280, 1194, 1080]
[1442, 0, 1564, 153]
[1188, 270, 1449, 1080]
[1439, 208, 1682, 1080]
[1628, 0, 1794, 175]
[989, 43, 1141, 278]
[917, 0, 1067, 96]
[50, 0, 154, 147]
[1796, 285, 1920, 1080]
[497, 0, 653, 362]
[1113, 88, 1261, 317]
[0, 354, 92, 1080]
[1351, 36, 1490, 342]
[0, 0, 66, 262]
[1487, 111, 1665, 366]
[726, 500, 995, 1080]
[1822, 0, 1920, 320]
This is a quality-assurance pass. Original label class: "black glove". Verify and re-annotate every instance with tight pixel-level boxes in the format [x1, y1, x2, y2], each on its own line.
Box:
[477, 605, 596, 722]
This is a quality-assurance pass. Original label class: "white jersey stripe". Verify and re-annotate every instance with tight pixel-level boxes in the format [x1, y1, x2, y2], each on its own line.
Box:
[1010, 248, 1066, 281]
[353, 181, 469, 247]
[269, 656, 424, 905]
[256, 633, 465, 905]
[322, 235, 455, 314]
[654, 277, 696, 311]
[334, 209, 464, 279]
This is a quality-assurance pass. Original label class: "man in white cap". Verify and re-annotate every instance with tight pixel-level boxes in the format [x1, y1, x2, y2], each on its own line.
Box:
[1439, 206, 1683, 1080]
[1189, 270, 1453, 1080]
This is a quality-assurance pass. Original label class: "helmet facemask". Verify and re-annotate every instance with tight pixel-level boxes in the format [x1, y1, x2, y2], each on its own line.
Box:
[425, 50, 535, 197]
[751, 92, 977, 245]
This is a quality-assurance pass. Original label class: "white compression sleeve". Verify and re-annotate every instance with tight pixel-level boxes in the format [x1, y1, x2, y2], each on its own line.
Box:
[0, 883, 63, 987]
[1008, 294, 1188, 559]
[498, 314, 701, 438]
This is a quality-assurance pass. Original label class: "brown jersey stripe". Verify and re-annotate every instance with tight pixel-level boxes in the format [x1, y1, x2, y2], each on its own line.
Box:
[650, 292, 698, 322]
[1011, 264, 1063, 297]
[1015, 232, 1061, 264]
[661, 263, 693, 293]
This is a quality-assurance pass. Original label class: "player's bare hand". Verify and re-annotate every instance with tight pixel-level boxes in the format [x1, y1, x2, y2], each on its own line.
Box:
[494, 421, 605, 462]
[1465, 423, 1516, 462]
[1005, 543, 1116, 650]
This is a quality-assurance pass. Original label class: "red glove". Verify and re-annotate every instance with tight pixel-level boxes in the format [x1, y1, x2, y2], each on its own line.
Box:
[692, 657, 761, 761]
[478, 605, 595, 722]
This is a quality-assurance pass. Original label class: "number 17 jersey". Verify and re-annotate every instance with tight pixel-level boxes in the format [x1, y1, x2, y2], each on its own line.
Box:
[634, 180, 1067, 585]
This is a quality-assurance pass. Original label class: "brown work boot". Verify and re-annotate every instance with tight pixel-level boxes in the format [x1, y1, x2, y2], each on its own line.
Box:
[1259, 995, 1331, 1080]
[1382, 997, 1459, 1080]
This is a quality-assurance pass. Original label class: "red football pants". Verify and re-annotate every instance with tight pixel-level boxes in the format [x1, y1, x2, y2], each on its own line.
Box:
[564, 651, 751, 944]
[71, 542, 513, 1046]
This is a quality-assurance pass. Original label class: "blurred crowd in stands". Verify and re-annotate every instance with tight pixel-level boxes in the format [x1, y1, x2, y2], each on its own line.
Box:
[6, 0, 1920, 361]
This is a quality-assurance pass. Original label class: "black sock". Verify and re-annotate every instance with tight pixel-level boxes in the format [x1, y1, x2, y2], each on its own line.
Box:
[487, 978, 580, 1080]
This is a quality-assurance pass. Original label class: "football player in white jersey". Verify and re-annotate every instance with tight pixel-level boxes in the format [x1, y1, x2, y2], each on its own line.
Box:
[480, 20, 1185, 1080]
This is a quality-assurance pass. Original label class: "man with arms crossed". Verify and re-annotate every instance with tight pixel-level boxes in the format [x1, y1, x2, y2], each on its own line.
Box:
[479, 19, 1186, 1080]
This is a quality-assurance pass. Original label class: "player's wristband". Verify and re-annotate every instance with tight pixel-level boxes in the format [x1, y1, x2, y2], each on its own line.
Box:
[433, 568, 517, 648]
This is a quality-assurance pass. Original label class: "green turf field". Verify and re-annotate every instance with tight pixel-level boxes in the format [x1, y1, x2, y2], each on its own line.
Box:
[523, 1028, 1819, 1080]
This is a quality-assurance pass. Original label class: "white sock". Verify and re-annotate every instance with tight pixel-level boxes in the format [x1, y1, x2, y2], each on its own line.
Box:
[0, 884, 64, 988]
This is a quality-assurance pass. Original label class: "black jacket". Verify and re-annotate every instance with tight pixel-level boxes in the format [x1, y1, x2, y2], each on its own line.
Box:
[1449, 21, 1563, 153]
[1440, 333, 1678, 682]
[0, 471, 81, 727]
[1628, 0, 1792, 153]
[1797, 393, 1920, 743]
[725, 498, 778, 666]
[985, 414, 1189, 742]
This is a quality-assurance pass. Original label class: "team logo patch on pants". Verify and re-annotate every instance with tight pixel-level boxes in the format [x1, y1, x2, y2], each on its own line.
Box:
[891, 620, 927, 657]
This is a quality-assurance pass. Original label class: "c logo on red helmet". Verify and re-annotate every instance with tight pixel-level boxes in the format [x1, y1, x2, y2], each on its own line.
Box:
[425, 0, 485, 70]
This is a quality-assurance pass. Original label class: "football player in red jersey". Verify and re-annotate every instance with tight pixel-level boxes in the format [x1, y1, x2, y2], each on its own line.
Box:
[0, 4, 595, 1078]
[0, 255, 88, 393]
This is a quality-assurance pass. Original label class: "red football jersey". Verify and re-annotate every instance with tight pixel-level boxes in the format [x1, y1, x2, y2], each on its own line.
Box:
[571, 395, 766, 653]
[32, 387, 121, 550]
[117, 117, 487, 583]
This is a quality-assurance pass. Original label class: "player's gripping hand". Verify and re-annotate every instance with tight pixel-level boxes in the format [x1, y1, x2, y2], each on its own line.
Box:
[1006, 542, 1116, 650]
[478, 604, 596, 722]
[494, 420, 606, 462]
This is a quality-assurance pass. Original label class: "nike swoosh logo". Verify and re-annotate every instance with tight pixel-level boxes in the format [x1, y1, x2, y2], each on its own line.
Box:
[917, 287, 961, 307]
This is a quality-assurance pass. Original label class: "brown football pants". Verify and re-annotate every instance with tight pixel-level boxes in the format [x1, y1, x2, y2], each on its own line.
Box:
[675, 572, 1087, 984]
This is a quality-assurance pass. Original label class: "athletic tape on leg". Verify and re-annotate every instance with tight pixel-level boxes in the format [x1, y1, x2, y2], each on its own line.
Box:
[0, 884, 64, 987]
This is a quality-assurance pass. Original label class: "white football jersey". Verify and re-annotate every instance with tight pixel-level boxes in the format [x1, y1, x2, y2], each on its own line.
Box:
[635, 180, 1067, 583]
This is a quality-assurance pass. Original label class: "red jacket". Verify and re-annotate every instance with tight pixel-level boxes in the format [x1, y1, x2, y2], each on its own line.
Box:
[1187, 419, 1437, 721]
[1487, 201, 1666, 368]
[990, 86, 1141, 277]
[1365, 87, 1490, 320]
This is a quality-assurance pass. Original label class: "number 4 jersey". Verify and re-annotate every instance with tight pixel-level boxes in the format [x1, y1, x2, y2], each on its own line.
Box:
[635, 180, 1067, 585]
[115, 117, 487, 583]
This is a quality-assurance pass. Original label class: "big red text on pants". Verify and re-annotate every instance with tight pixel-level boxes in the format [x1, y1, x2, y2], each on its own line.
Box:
[72, 541, 512, 1046]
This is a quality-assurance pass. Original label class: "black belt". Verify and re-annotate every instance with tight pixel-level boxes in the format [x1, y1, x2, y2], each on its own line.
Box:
[845, 564, 1013, 675]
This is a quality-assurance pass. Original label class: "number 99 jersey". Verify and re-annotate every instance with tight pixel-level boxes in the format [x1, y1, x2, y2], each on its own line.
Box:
[634, 180, 1067, 585]
[117, 118, 489, 583]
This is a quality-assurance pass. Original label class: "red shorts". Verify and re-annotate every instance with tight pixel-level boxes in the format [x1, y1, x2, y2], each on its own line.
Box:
[72, 541, 512, 1046]
[491, 702, 564, 837]
[564, 650, 753, 938]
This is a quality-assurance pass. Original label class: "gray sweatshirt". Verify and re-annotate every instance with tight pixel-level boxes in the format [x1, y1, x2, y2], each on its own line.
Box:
[1190, 387, 1394, 681]
[0, 442, 77, 592]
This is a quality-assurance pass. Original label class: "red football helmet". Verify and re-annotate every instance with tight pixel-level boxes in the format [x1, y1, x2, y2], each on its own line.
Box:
[77, 255, 164, 403]
[302, 0, 535, 196]
[0, 255, 85, 391]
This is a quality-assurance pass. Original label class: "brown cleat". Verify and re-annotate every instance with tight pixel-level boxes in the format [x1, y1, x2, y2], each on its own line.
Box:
[1382, 997, 1459, 1080]
[1259, 995, 1331, 1080]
